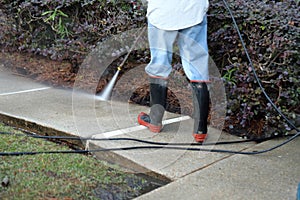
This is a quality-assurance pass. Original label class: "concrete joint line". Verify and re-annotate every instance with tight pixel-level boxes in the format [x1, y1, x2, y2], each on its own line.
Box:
[0, 87, 51, 96]
[91, 115, 191, 139]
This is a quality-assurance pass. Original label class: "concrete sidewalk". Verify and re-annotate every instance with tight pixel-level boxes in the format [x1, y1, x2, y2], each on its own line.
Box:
[0, 66, 299, 199]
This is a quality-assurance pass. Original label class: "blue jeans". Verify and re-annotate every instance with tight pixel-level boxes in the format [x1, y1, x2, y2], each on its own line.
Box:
[145, 16, 209, 82]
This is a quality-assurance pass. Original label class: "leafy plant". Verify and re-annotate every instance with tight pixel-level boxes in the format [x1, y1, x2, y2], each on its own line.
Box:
[42, 9, 70, 38]
[0, 0, 146, 61]
[222, 65, 237, 85]
[208, 0, 299, 137]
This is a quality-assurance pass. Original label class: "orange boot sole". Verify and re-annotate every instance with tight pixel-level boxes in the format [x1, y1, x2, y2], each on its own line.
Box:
[138, 112, 162, 133]
[193, 133, 207, 143]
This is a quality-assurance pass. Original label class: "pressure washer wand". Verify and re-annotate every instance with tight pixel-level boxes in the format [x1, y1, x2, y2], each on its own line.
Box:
[96, 26, 147, 101]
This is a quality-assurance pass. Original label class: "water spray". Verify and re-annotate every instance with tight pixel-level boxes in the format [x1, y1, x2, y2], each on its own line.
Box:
[96, 26, 147, 101]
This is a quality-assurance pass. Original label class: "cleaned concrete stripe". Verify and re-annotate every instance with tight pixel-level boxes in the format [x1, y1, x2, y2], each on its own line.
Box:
[162, 115, 191, 125]
[93, 116, 191, 138]
[0, 87, 51, 96]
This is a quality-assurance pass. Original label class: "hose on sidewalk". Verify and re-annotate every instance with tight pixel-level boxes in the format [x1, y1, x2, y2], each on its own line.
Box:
[0, 130, 298, 156]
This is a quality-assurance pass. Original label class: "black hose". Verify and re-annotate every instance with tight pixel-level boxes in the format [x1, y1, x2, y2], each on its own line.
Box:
[0, 130, 295, 146]
[0, 129, 298, 156]
[0, 131, 299, 156]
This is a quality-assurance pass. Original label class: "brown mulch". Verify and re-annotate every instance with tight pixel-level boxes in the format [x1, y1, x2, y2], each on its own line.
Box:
[0, 51, 77, 88]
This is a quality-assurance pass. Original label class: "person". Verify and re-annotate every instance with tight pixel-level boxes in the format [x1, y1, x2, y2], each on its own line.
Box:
[137, 0, 210, 143]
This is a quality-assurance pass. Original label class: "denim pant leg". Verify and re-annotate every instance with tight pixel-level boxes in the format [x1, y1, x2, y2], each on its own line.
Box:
[177, 17, 209, 82]
[145, 23, 178, 78]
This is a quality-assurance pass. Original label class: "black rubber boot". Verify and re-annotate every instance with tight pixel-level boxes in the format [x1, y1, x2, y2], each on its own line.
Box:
[138, 77, 167, 132]
[149, 77, 167, 126]
[191, 82, 209, 142]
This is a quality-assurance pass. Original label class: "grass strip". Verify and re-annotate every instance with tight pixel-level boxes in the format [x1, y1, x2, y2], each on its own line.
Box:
[0, 123, 158, 200]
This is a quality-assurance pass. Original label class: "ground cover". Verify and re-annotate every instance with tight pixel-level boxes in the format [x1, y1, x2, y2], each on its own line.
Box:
[0, 123, 165, 200]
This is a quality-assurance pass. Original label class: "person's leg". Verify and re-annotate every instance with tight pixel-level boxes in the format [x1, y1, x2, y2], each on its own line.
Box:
[177, 16, 210, 142]
[177, 16, 209, 82]
[138, 22, 177, 132]
[145, 22, 177, 78]
[138, 77, 168, 132]
[190, 82, 209, 142]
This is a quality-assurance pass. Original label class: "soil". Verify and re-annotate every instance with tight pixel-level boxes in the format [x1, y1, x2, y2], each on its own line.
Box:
[0, 51, 78, 89]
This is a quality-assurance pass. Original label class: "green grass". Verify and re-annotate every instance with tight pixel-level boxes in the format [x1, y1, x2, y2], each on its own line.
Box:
[0, 123, 155, 199]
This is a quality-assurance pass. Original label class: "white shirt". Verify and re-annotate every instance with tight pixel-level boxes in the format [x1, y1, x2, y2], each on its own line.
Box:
[146, 0, 209, 30]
